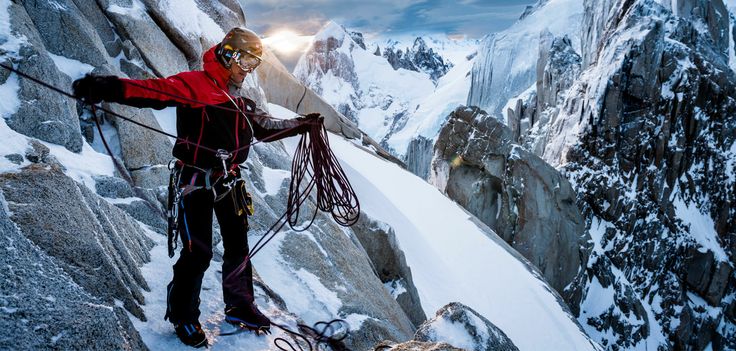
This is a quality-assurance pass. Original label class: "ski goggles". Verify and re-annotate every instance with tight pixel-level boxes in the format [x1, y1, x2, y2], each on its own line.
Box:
[222, 49, 262, 72]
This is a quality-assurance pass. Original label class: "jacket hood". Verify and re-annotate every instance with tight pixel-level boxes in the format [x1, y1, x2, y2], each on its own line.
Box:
[203, 45, 230, 89]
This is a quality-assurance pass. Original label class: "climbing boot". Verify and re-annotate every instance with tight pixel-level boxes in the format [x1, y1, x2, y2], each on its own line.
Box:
[224, 304, 271, 333]
[174, 321, 207, 348]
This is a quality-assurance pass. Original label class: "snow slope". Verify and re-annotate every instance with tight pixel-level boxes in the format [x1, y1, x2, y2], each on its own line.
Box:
[270, 103, 600, 351]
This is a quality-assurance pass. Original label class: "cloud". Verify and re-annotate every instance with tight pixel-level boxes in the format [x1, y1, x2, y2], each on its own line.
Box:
[241, 0, 534, 38]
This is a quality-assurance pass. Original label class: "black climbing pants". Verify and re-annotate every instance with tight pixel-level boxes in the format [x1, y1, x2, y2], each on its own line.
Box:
[165, 180, 254, 324]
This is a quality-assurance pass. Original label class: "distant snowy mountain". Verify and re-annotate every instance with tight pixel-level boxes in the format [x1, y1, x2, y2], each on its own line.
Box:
[293, 21, 435, 142]
[294, 23, 479, 177]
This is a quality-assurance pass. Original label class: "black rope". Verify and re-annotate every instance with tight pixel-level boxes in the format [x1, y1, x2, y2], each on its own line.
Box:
[295, 85, 307, 114]
[272, 319, 350, 351]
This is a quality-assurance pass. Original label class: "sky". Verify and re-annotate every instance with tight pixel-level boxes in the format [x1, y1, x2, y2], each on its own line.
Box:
[241, 0, 537, 70]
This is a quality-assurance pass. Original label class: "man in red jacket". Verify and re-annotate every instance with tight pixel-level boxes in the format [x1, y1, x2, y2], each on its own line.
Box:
[73, 27, 317, 348]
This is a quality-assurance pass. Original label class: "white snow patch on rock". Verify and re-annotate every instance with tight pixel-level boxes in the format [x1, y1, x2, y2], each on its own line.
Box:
[47, 53, 94, 81]
[673, 197, 729, 262]
[159, 0, 224, 43]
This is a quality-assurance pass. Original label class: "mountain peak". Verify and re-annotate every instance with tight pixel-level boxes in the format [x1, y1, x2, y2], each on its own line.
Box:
[314, 21, 348, 42]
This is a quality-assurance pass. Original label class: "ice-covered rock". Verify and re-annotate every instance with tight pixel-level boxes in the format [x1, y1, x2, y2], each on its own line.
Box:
[414, 302, 519, 351]
[506, 33, 582, 156]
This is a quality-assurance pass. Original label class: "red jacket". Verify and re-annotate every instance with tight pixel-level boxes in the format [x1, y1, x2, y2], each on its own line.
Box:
[116, 45, 304, 169]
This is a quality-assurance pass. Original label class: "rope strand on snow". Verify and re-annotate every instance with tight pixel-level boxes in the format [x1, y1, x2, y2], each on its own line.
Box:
[272, 319, 350, 351]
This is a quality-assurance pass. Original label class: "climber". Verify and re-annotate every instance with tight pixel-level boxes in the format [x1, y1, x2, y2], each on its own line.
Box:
[72, 27, 321, 348]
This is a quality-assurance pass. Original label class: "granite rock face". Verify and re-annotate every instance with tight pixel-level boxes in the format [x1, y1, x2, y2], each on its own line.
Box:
[537, 0, 736, 348]
[3, 3, 83, 153]
[0, 191, 148, 351]
[98, 0, 188, 77]
[0, 164, 155, 321]
[431, 106, 590, 304]
[351, 214, 427, 327]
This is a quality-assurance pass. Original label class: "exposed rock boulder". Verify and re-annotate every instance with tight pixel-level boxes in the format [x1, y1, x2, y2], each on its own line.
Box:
[0, 191, 148, 351]
[21, 0, 109, 66]
[415, 302, 519, 351]
[431, 106, 590, 302]
[4, 3, 83, 153]
[351, 214, 427, 327]
[99, 0, 188, 77]
[0, 163, 155, 321]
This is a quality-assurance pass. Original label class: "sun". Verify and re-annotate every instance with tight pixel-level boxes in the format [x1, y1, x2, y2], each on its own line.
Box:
[263, 29, 312, 55]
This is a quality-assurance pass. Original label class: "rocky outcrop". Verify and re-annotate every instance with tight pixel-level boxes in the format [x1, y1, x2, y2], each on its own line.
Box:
[375, 302, 519, 351]
[3, 2, 83, 153]
[0, 190, 148, 351]
[383, 38, 452, 82]
[351, 214, 427, 327]
[538, 0, 736, 348]
[0, 162, 155, 321]
[415, 303, 519, 351]
[431, 106, 590, 303]
[507, 33, 582, 156]
[403, 135, 434, 180]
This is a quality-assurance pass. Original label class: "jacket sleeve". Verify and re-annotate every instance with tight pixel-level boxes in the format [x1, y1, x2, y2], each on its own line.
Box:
[250, 105, 308, 142]
[116, 73, 198, 110]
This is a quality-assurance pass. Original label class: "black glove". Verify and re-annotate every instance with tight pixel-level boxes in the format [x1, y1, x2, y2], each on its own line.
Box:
[297, 113, 324, 125]
[72, 74, 123, 104]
